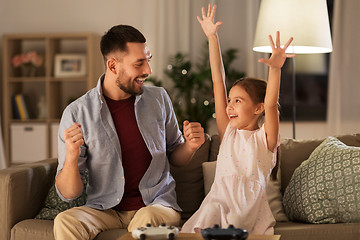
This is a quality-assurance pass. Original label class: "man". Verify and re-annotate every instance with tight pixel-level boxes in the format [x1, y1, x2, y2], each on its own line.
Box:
[53, 25, 205, 239]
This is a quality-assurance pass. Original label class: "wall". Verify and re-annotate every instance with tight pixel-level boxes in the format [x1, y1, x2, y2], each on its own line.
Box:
[0, 0, 248, 79]
[207, 119, 330, 140]
[0, 0, 352, 142]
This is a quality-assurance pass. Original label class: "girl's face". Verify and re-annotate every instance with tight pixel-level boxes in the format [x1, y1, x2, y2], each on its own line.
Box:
[226, 85, 262, 130]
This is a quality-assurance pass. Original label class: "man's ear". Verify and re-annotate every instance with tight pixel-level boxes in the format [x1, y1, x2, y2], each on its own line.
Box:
[254, 103, 265, 115]
[107, 58, 118, 74]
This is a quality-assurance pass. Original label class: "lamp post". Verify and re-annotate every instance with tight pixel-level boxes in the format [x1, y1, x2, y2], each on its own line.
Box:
[253, 0, 333, 139]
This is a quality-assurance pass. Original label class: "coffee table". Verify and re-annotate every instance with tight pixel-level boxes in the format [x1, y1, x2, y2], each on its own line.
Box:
[118, 232, 281, 240]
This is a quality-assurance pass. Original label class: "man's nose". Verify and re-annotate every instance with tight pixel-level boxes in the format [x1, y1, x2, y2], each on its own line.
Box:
[143, 61, 152, 75]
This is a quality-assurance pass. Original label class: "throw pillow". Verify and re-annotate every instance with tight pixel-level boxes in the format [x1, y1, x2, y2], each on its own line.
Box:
[283, 137, 360, 223]
[35, 171, 88, 220]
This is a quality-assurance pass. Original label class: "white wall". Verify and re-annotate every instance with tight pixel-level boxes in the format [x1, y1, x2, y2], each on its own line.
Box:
[0, 0, 248, 74]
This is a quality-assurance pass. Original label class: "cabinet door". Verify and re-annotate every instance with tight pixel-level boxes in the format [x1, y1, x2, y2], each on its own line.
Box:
[10, 123, 47, 163]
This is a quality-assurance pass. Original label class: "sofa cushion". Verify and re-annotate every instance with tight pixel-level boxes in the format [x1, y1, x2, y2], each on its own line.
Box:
[35, 171, 88, 220]
[209, 135, 221, 162]
[202, 161, 289, 222]
[11, 219, 55, 240]
[274, 221, 360, 240]
[283, 136, 360, 223]
[278, 134, 360, 195]
[170, 134, 210, 222]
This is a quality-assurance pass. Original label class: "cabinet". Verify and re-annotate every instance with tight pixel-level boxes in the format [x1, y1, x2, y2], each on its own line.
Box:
[2, 33, 104, 166]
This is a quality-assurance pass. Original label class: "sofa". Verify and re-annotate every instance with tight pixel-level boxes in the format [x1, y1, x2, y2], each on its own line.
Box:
[1, 133, 359, 240]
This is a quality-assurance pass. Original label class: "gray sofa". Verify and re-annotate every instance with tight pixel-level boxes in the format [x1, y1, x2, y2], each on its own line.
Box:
[1, 133, 359, 240]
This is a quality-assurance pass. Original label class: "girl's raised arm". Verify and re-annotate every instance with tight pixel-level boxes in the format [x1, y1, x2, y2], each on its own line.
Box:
[258, 32, 294, 151]
[197, 4, 228, 139]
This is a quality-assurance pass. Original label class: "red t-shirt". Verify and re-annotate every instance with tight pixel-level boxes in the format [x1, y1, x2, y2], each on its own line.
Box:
[105, 95, 152, 211]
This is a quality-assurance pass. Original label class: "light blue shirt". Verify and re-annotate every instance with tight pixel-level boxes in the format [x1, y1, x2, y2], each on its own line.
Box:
[55, 75, 184, 211]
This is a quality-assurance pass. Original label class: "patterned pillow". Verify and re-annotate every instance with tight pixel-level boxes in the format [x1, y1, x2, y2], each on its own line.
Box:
[283, 137, 360, 223]
[35, 171, 88, 220]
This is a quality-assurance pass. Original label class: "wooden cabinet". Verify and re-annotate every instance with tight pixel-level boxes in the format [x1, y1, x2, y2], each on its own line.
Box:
[2, 33, 104, 166]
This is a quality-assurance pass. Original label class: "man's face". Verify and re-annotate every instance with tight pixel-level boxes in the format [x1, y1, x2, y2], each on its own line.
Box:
[114, 42, 152, 96]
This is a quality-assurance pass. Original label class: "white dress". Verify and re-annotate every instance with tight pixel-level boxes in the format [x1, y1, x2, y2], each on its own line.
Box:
[181, 124, 277, 234]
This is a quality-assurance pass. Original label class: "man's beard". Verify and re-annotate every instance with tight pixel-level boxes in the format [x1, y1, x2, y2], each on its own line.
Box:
[116, 79, 144, 96]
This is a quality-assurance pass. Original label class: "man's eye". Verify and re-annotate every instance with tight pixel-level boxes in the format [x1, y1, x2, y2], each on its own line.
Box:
[236, 99, 241, 103]
[135, 63, 143, 67]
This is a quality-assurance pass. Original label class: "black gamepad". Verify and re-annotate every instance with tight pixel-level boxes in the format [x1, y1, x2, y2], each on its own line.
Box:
[201, 224, 248, 240]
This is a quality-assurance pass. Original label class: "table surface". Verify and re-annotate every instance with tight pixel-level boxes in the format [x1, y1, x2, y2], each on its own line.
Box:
[118, 232, 281, 240]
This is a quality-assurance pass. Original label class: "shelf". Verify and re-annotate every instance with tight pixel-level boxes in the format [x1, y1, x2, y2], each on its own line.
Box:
[2, 32, 104, 167]
[49, 76, 88, 82]
[8, 77, 46, 82]
[9, 119, 47, 124]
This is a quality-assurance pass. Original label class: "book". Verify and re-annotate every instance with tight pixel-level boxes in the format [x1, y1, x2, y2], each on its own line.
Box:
[15, 94, 30, 120]
[11, 95, 20, 119]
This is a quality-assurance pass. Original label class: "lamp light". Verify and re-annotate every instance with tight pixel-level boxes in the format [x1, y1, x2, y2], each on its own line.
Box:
[253, 0, 333, 138]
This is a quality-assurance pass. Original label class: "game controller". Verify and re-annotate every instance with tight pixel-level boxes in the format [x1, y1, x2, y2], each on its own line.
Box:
[201, 224, 248, 240]
[131, 223, 179, 240]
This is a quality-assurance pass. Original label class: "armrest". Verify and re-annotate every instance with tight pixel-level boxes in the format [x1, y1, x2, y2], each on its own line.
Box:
[0, 158, 58, 240]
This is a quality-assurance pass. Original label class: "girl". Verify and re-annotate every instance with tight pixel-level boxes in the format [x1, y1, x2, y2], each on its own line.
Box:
[181, 4, 294, 234]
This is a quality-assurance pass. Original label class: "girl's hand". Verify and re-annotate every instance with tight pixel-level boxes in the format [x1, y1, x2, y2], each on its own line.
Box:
[258, 31, 295, 69]
[197, 4, 223, 38]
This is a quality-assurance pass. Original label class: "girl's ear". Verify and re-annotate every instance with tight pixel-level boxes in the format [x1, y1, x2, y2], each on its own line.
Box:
[107, 58, 118, 74]
[254, 103, 265, 115]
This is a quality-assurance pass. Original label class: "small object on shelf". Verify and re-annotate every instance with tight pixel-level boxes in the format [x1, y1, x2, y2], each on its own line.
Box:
[54, 54, 87, 77]
[12, 51, 43, 77]
[11, 95, 20, 119]
[37, 96, 46, 119]
[131, 223, 179, 240]
[201, 224, 248, 240]
[14, 94, 30, 120]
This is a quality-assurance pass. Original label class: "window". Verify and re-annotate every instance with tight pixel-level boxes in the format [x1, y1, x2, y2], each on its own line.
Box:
[279, 0, 333, 122]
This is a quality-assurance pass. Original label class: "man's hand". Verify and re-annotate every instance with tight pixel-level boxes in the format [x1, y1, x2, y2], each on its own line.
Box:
[183, 120, 205, 151]
[56, 122, 84, 199]
[64, 122, 84, 163]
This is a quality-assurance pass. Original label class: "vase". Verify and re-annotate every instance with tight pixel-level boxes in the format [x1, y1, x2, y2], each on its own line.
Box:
[21, 65, 37, 77]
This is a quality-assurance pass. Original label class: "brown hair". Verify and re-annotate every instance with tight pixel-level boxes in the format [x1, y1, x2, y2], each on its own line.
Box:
[232, 77, 267, 126]
[100, 25, 146, 61]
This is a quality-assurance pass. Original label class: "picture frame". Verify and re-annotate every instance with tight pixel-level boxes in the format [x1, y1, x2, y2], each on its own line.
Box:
[54, 54, 86, 77]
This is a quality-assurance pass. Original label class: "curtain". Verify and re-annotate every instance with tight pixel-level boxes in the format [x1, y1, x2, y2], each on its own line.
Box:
[139, 0, 263, 86]
[244, 0, 267, 80]
[327, 0, 360, 135]
[139, 0, 196, 89]
[0, 115, 6, 169]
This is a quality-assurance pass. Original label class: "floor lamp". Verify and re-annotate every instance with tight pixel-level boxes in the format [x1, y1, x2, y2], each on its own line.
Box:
[252, 0, 333, 139]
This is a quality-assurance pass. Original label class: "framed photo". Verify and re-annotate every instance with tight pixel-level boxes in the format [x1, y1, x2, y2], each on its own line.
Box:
[54, 54, 86, 77]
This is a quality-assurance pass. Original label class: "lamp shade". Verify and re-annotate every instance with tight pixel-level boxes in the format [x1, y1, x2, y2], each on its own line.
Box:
[253, 0, 332, 54]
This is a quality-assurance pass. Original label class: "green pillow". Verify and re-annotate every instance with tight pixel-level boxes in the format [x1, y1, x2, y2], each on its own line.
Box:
[283, 137, 360, 223]
[35, 171, 88, 220]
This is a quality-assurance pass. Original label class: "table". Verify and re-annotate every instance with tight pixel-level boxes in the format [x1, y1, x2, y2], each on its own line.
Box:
[118, 232, 281, 240]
